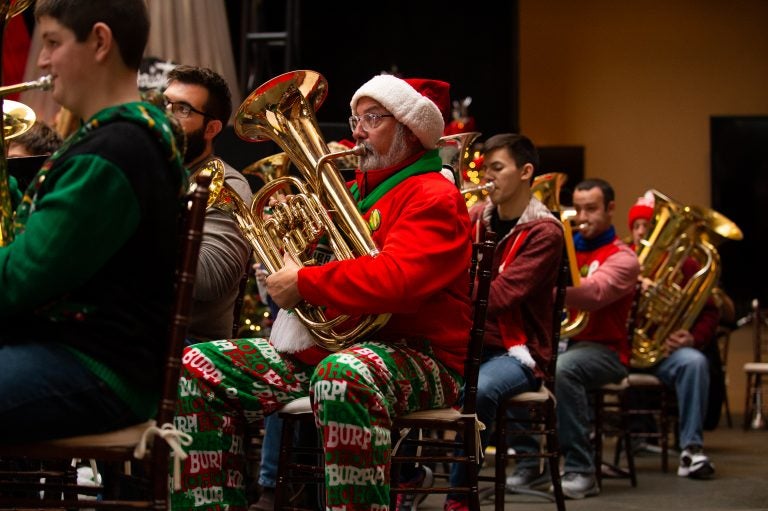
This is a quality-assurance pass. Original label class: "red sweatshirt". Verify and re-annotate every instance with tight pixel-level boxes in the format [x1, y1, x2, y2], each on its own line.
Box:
[567, 236, 640, 366]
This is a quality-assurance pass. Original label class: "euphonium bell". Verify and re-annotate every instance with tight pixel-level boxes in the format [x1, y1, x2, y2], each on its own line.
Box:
[0, 73, 54, 246]
[233, 70, 390, 351]
[531, 172, 589, 337]
[3, 99, 36, 141]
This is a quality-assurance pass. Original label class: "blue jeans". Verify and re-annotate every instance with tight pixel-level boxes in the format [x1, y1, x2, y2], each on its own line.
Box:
[0, 342, 140, 442]
[652, 346, 709, 449]
[449, 348, 539, 488]
[259, 413, 282, 488]
[556, 341, 627, 474]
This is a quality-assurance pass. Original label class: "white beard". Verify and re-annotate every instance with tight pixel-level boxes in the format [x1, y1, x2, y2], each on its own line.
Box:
[359, 124, 411, 171]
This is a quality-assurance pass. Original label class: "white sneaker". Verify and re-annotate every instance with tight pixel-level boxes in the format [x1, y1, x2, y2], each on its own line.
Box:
[677, 446, 715, 479]
[560, 472, 600, 499]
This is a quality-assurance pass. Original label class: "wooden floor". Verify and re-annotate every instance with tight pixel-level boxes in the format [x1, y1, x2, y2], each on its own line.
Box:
[418, 324, 768, 510]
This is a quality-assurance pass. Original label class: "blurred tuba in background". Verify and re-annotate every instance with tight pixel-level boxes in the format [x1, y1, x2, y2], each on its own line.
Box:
[631, 189, 743, 368]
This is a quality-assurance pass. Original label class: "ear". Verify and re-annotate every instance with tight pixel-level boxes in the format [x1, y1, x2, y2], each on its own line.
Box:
[91, 22, 113, 63]
[520, 162, 534, 181]
[204, 119, 223, 141]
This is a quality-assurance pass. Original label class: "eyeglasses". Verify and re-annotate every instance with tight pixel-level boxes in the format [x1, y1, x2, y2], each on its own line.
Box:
[165, 99, 211, 119]
[348, 112, 394, 132]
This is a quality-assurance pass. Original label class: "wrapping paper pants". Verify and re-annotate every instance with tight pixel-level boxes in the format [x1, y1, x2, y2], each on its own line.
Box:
[170, 338, 462, 511]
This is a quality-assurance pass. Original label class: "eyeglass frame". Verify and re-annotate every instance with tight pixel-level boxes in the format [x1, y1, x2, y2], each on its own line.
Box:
[165, 99, 213, 119]
[348, 112, 395, 132]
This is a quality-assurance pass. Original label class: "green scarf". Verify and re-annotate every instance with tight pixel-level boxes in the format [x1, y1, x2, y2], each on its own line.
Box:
[350, 150, 442, 213]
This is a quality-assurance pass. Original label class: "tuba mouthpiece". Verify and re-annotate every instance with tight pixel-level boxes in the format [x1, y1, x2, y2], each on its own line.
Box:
[37, 75, 53, 91]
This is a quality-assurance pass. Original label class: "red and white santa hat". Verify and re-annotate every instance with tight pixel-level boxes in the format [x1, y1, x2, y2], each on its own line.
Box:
[628, 191, 655, 230]
[350, 74, 449, 150]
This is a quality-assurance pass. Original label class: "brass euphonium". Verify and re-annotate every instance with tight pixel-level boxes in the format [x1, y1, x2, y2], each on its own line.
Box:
[531, 172, 589, 337]
[631, 189, 743, 368]
[232, 70, 390, 351]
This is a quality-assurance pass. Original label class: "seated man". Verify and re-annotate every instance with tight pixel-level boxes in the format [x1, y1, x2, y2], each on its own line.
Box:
[163, 65, 253, 342]
[443, 133, 564, 511]
[554, 178, 640, 499]
[0, 0, 186, 441]
[627, 193, 718, 479]
[170, 73, 473, 511]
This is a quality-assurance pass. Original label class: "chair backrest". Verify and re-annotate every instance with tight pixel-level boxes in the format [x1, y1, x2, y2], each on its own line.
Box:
[460, 230, 497, 415]
[232, 257, 253, 337]
[538, 245, 570, 389]
[156, 171, 212, 428]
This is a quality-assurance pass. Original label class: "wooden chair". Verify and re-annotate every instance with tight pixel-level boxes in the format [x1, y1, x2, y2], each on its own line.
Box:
[591, 283, 640, 488]
[481, 245, 570, 511]
[272, 231, 498, 511]
[597, 285, 677, 483]
[593, 377, 637, 487]
[743, 299, 768, 430]
[0, 171, 212, 510]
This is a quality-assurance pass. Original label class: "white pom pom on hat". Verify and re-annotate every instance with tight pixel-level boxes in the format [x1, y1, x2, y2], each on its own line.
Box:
[350, 75, 450, 150]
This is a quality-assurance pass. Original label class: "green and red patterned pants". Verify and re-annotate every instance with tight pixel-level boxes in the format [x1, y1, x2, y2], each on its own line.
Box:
[170, 338, 462, 511]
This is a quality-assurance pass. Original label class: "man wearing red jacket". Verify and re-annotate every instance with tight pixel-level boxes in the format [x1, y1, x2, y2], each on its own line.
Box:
[628, 195, 718, 479]
[171, 74, 472, 511]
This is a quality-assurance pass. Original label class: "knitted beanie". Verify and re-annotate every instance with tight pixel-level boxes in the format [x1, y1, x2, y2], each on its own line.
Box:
[628, 191, 655, 230]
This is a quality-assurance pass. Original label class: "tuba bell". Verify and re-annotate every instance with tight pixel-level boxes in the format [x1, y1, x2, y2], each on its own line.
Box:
[631, 189, 743, 368]
[531, 172, 589, 338]
[232, 70, 391, 351]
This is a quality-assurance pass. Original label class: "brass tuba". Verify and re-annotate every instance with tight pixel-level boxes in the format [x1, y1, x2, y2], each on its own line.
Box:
[631, 189, 743, 368]
[531, 172, 589, 337]
[232, 70, 390, 351]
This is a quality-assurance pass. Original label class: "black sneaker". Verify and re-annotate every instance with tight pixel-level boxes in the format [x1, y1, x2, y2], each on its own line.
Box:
[677, 446, 715, 479]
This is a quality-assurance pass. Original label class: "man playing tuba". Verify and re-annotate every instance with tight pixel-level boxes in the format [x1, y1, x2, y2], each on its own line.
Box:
[171, 74, 472, 511]
[627, 194, 718, 479]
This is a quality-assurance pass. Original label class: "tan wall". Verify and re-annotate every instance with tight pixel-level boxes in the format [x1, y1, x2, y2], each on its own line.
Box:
[519, 0, 768, 237]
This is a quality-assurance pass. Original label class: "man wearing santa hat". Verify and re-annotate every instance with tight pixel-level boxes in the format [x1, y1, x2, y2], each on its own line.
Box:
[171, 74, 472, 511]
[627, 193, 718, 480]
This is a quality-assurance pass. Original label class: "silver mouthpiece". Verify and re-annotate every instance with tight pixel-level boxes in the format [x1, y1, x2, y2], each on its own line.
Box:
[461, 181, 495, 195]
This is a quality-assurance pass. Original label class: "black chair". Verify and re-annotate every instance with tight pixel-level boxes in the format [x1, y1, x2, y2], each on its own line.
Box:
[0, 171, 212, 510]
[272, 231, 498, 511]
[481, 246, 569, 511]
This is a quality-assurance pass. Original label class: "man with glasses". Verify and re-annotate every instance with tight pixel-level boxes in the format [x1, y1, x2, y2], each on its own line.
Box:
[171, 74, 472, 511]
[163, 65, 252, 342]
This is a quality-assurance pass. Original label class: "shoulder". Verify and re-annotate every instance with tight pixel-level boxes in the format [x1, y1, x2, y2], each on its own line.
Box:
[72, 122, 164, 165]
[222, 160, 253, 201]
